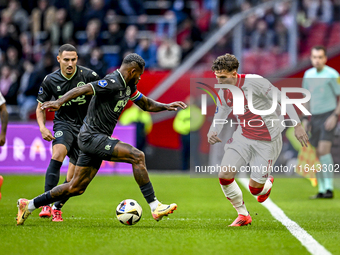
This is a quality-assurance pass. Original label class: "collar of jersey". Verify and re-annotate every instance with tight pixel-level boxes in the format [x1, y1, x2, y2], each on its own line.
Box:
[116, 69, 127, 87]
[61, 66, 77, 80]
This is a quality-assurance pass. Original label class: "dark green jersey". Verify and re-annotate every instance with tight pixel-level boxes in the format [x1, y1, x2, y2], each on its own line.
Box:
[84, 70, 143, 136]
[37, 65, 99, 126]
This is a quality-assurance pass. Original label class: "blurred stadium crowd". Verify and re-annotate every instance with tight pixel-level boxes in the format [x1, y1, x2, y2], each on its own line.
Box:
[1, 0, 340, 120]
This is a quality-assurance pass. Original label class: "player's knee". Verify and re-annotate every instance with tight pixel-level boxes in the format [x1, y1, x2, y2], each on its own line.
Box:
[131, 148, 145, 164]
[52, 152, 66, 162]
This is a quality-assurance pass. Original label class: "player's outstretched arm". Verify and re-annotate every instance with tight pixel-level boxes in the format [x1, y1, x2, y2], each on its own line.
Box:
[134, 95, 187, 112]
[0, 102, 8, 146]
[41, 84, 94, 112]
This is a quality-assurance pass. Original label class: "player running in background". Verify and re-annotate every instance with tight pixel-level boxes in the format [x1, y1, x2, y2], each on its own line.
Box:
[302, 46, 340, 199]
[16, 53, 186, 225]
[36, 44, 99, 221]
[0, 91, 8, 200]
[207, 54, 309, 226]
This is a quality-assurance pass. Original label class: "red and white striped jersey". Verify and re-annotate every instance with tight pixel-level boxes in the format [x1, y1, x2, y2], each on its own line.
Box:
[210, 74, 285, 141]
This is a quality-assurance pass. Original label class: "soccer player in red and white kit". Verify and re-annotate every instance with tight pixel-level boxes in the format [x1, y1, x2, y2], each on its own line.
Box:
[207, 54, 309, 226]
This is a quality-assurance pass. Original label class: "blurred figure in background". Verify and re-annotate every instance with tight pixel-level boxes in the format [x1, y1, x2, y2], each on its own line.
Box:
[157, 38, 181, 69]
[17, 61, 35, 120]
[69, 0, 86, 33]
[31, 0, 56, 38]
[120, 25, 139, 60]
[120, 104, 153, 152]
[106, 21, 124, 46]
[251, 19, 274, 51]
[85, 47, 108, 78]
[173, 97, 204, 170]
[0, 65, 19, 105]
[78, 19, 103, 56]
[50, 8, 74, 46]
[302, 46, 340, 199]
[135, 38, 157, 69]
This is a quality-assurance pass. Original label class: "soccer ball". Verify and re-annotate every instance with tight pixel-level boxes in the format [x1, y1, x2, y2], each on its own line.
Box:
[116, 199, 142, 225]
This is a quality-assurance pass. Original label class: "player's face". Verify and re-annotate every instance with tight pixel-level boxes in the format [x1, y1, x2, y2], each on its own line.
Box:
[310, 49, 327, 70]
[57, 51, 78, 76]
[214, 70, 238, 85]
[129, 67, 144, 86]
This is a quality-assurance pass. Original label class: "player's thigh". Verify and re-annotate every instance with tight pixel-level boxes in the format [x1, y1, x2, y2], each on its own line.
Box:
[249, 137, 282, 185]
[219, 148, 246, 179]
[109, 141, 143, 164]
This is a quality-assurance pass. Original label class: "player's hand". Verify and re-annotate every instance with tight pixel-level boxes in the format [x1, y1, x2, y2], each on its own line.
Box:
[40, 127, 55, 141]
[294, 123, 308, 147]
[41, 101, 62, 112]
[166, 101, 187, 111]
[324, 114, 338, 131]
[207, 131, 222, 145]
[0, 132, 6, 146]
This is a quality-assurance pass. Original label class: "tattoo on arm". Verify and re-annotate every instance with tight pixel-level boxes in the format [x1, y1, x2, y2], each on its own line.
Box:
[57, 84, 94, 106]
[135, 96, 168, 112]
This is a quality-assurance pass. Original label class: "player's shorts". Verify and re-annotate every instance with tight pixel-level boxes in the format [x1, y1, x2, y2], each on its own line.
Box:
[76, 130, 120, 170]
[309, 110, 336, 148]
[52, 122, 82, 165]
[222, 131, 282, 184]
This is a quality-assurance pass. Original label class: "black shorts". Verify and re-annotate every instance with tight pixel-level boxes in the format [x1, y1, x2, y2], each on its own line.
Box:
[77, 131, 120, 170]
[309, 110, 336, 148]
[52, 122, 81, 165]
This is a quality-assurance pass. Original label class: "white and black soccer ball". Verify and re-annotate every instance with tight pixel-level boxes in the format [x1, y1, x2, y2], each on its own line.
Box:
[116, 199, 142, 225]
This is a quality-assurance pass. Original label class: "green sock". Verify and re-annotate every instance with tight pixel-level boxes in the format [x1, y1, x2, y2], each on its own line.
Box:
[319, 154, 334, 191]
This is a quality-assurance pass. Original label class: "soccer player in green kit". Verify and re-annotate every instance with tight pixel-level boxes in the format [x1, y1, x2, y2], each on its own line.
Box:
[302, 46, 340, 199]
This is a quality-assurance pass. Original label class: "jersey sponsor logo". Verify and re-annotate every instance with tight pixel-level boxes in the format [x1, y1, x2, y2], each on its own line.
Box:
[105, 144, 111, 150]
[92, 71, 98, 76]
[98, 80, 108, 87]
[38, 87, 43, 95]
[77, 82, 86, 87]
[227, 138, 233, 144]
[120, 91, 123, 97]
[57, 86, 61, 91]
[55, 131, 63, 138]
[126, 87, 131, 96]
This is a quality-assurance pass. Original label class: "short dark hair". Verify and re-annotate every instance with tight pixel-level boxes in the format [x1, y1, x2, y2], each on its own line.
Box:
[122, 53, 145, 70]
[211, 53, 239, 72]
[311, 45, 327, 56]
[59, 44, 77, 55]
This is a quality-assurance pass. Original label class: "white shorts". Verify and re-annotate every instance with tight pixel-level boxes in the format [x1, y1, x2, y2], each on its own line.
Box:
[221, 131, 282, 184]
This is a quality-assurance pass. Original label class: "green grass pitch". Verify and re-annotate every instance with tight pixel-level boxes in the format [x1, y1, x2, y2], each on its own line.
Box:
[0, 174, 339, 255]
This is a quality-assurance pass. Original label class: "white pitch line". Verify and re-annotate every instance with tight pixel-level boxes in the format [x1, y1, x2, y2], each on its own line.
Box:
[237, 178, 332, 255]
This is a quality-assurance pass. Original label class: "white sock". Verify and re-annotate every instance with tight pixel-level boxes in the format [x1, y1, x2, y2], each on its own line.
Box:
[220, 180, 248, 216]
[257, 178, 273, 196]
[28, 200, 37, 212]
[149, 199, 160, 212]
[52, 205, 57, 210]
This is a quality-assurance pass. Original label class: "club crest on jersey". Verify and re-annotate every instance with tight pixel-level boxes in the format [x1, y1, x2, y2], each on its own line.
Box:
[126, 87, 131, 96]
[57, 86, 61, 91]
[98, 80, 108, 87]
[38, 87, 43, 95]
[55, 131, 63, 138]
[77, 82, 86, 87]
[105, 144, 111, 150]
